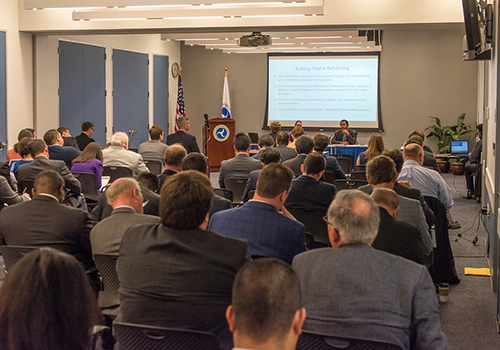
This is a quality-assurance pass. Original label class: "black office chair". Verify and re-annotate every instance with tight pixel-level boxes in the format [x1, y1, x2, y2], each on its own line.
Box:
[224, 178, 247, 204]
[103, 166, 133, 183]
[73, 172, 101, 203]
[335, 158, 352, 175]
[296, 331, 403, 350]
[0, 245, 38, 273]
[113, 322, 220, 350]
[213, 188, 233, 202]
[333, 179, 368, 190]
[335, 154, 354, 173]
[93, 254, 120, 309]
[350, 171, 367, 181]
[287, 206, 329, 246]
[323, 171, 337, 184]
[143, 160, 162, 175]
[354, 165, 367, 173]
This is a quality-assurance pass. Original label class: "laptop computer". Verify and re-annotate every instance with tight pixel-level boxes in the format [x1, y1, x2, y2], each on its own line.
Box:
[450, 140, 469, 156]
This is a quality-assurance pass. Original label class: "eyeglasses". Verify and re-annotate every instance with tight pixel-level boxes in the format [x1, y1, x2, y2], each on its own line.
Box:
[323, 216, 333, 226]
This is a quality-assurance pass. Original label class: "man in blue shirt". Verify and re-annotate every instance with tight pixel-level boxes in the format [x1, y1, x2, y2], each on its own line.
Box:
[44, 129, 81, 169]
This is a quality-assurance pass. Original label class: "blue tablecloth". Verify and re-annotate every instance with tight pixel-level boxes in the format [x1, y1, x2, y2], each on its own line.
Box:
[326, 145, 368, 161]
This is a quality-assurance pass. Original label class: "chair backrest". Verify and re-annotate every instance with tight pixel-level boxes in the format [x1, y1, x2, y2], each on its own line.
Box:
[143, 160, 163, 175]
[113, 322, 220, 350]
[0, 245, 38, 272]
[103, 166, 134, 183]
[18, 180, 35, 198]
[286, 206, 329, 245]
[248, 190, 255, 200]
[354, 165, 367, 173]
[73, 172, 99, 195]
[296, 331, 403, 350]
[350, 171, 367, 181]
[335, 158, 352, 175]
[323, 171, 337, 184]
[213, 188, 233, 202]
[333, 179, 369, 191]
[248, 132, 259, 144]
[94, 254, 119, 292]
[224, 178, 247, 203]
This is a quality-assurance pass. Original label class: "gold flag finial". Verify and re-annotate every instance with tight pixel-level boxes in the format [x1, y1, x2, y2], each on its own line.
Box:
[225, 67, 228, 77]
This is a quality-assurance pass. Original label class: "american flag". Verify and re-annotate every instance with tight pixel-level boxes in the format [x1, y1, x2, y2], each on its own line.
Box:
[175, 74, 186, 131]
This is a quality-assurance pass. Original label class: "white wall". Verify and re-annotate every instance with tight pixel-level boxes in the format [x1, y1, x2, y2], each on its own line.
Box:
[0, 0, 34, 147]
[35, 34, 181, 141]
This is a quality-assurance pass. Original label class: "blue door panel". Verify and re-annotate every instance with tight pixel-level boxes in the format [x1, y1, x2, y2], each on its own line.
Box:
[113, 49, 149, 149]
[153, 55, 169, 141]
[0, 32, 7, 161]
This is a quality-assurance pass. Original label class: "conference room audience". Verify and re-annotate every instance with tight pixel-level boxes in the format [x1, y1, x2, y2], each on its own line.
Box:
[283, 135, 315, 177]
[7, 128, 34, 161]
[117, 171, 250, 349]
[285, 153, 337, 209]
[0, 248, 102, 350]
[138, 125, 169, 164]
[9, 137, 33, 174]
[158, 144, 187, 190]
[312, 132, 346, 179]
[242, 147, 281, 202]
[44, 129, 81, 169]
[166, 116, 200, 153]
[219, 132, 261, 188]
[57, 126, 79, 149]
[251, 134, 275, 160]
[371, 187, 427, 265]
[292, 190, 448, 349]
[70, 142, 104, 190]
[180, 153, 232, 217]
[331, 119, 358, 145]
[137, 172, 160, 193]
[210, 163, 306, 264]
[405, 135, 440, 172]
[226, 258, 306, 350]
[356, 133, 384, 165]
[287, 125, 305, 150]
[17, 139, 82, 195]
[102, 132, 149, 176]
[276, 131, 297, 161]
[75, 121, 96, 151]
[268, 121, 282, 143]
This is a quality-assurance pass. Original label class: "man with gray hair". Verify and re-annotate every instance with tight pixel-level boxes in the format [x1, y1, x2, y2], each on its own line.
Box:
[293, 190, 448, 349]
[166, 117, 200, 153]
[102, 132, 149, 176]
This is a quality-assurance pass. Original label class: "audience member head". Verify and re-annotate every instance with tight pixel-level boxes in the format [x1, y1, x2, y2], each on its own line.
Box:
[366, 155, 397, 188]
[313, 133, 330, 153]
[406, 135, 424, 148]
[269, 121, 282, 134]
[137, 172, 160, 193]
[17, 129, 34, 142]
[43, 129, 63, 146]
[176, 117, 190, 131]
[301, 153, 326, 179]
[33, 170, 65, 202]
[160, 171, 213, 230]
[339, 119, 349, 129]
[110, 132, 129, 149]
[17, 137, 32, 159]
[73, 142, 103, 164]
[233, 132, 252, 153]
[28, 139, 48, 158]
[181, 153, 208, 174]
[81, 121, 94, 136]
[294, 120, 302, 128]
[365, 133, 385, 160]
[403, 144, 424, 165]
[163, 144, 187, 171]
[382, 148, 404, 173]
[226, 258, 306, 350]
[57, 127, 71, 138]
[276, 132, 290, 146]
[258, 135, 275, 150]
[106, 178, 144, 213]
[260, 148, 281, 166]
[477, 123, 483, 139]
[255, 163, 294, 209]
[326, 190, 380, 247]
[295, 135, 314, 155]
[408, 130, 425, 141]
[371, 187, 400, 218]
[291, 126, 305, 140]
[149, 125, 164, 141]
[0, 248, 101, 350]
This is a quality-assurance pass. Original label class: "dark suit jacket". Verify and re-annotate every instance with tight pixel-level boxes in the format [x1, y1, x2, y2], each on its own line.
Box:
[0, 195, 94, 270]
[331, 128, 358, 144]
[218, 153, 262, 188]
[276, 145, 297, 162]
[63, 136, 79, 149]
[208, 201, 307, 264]
[242, 169, 261, 202]
[90, 185, 160, 221]
[283, 154, 308, 177]
[285, 175, 337, 209]
[17, 156, 82, 194]
[117, 224, 250, 350]
[211, 194, 232, 217]
[423, 154, 440, 173]
[48, 144, 81, 169]
[372, 208, 426, 265]
[158, 169, 178, 190]
[321, 153, 347, 179]
[166, 130, 200, 153]
[75, 133, 96, 151]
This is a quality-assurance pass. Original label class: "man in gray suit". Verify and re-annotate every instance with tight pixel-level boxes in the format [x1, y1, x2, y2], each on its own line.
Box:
[138, 125, 169, 165]
[90, 177, 159, 256]
[102, 132, 149, 176]
[292, 190, 448, 349]
[275, 131, 297, 162]
[219, 132, 262, 188]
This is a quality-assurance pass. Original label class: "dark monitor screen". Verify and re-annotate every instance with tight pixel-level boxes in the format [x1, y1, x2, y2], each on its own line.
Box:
[462, 0, 482, 52]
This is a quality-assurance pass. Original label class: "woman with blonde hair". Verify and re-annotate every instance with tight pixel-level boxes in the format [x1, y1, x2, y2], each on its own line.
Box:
[356, 133, 385, 166]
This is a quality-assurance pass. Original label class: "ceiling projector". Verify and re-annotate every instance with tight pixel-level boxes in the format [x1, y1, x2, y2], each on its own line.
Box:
[238, 32, 272, 47]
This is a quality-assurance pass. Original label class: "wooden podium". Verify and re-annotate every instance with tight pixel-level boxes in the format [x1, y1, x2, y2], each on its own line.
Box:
[204, 118, 235, 172]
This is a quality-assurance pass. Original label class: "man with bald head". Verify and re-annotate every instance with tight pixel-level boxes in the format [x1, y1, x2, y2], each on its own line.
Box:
[292, 190, 447, 349]
[158, 143, 187, 190]
[399, 143, 453, 210]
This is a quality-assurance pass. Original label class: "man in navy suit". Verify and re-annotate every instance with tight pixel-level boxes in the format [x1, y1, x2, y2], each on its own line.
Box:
[313, 133, 346, 179]
[209, 163, 306, 264]
[44, 129, 81, 169]
[166, 117, 200, 153]
[242, 148, 281, 202]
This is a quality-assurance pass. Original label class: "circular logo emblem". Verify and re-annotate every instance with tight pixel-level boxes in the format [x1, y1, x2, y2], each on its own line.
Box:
[213, 125, 230, 142]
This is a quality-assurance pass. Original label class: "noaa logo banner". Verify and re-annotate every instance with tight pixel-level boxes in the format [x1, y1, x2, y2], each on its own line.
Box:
[214, 125, 230, 142]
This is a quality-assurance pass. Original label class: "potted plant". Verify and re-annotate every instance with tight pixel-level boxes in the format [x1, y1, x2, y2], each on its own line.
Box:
[425, 113, 475, 173]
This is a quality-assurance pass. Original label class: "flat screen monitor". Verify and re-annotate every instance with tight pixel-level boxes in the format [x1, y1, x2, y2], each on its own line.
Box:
[451, 140, 469, 154]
